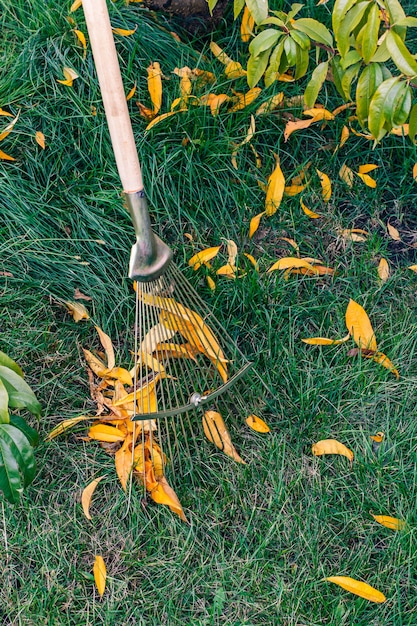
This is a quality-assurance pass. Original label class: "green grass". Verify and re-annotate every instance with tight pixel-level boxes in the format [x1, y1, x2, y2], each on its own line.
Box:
[1, 0, 417, 624]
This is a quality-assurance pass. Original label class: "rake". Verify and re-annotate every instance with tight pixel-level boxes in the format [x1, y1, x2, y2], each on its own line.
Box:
[82, 0, 273, 479]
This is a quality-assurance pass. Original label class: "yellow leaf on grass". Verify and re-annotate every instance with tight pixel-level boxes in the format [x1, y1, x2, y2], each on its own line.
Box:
[83, 349, 108, 377]
[0, 150, 16, 161]
[206, 275, 216, 291]
[243, 252, 258, 269]
[279, 237, 299, 253]
[150, 476, 188, 522]
[345, 299, 377, 351]
[338, 228, 368, 242]
[284, 184, 306, 196]
[249, 211, 265, 238]
[147, 62, 162, 115]
[216, 264, 237, 278]
[408, 264, 417, 273]
[35, 131, 46, 149]
[363, 351, 399, 379]
[93, 555, 106, 598]
[112, 26, 137, 36]
[226, 239, 238, 266]
[229, 88, 261, 112]
[141, 322, 176, 354]
[256, 92, 284, 115]
[413, 163, 417, 182]
[70, 0, 82, 12]
[225, 61, 247, 80]
[81, 475, 105, 520]
[88, 424, 126, 442]
[267, 257, 316, 273]
[300, 198, 320, 219]
[302, 334, 350, 345]
[0, 108, 13, 117]
[203, 410, 245, 463]
[200, 93, 230, 116]
[370, 431, 384, 443]
[387, 223, 401, 241]
[0, 112, 20, 141]
[246, 414, 270, 433]
[316, 169, 332, 201]
[57, 67, 78, 87]
[339, 164, 355, 187]
[74, 29, 87, 56]
[312, 439, 354, 462]
[304, 108, 334, 121]
[94, 326, 115, 370]
[188, 246, 221, 270]
[339, 125, 349, 148]
[358, 164, 378, 174]
[145, 109, 186, 131]
[284, 118, 315, 142]
[371, 514, 406, 531]
[325, 577, 386, 603]
[357, 172, 377, 188]
[65, 301, 89, 322]
[209, 42, 233, 65]
[265, 156, 285, 216]
[240, 5, 255, 42]
[115, 438, 132, 491]
[45, 415, 91, 440]
[378, 258, 390, 282]
[126, 82, 136, 101]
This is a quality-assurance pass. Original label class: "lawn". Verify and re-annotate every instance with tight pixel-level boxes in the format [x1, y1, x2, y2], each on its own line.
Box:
[1, 1, 417, 624]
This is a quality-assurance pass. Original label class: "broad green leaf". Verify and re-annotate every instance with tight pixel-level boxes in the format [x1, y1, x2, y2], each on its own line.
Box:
[249, 29, 281, 56]
[0, 380, 9, 424]
[304, 61, 328, 108]
[264, 40, 285, 86]
[284, 36, 298, 66]
[0, 366, 42, 417]
[234, 0, 246, 19]
[408, 103, 417, 141]
[292, 18, 333, 47]
[336, 1, 371, 57]
[384, 0, 406, 39]
[368, 76, 401, 141]
[386, 81, 411, 127]
[325, 576, 386, 603]
[340, 49, 361, 70]
[356, 63, 385, 128]
[294, 43, 310, 80]
[357, 4, 380, 63]
[331, 58, 348, 100]
[246, 0, 268, 25]
[287, 3, 304, 20]
[290, 29, 310, 51]
[247, 49, 272, 88]
[369, 34, 391, 63]
[9, 415, 39, 447]
[386, 30, 417, 77]
[394, 16, 417, 28]
[0, 352, 23, 377]
[260, 16, 286, 28]
[332, 0, 358, 37]
[341, 61, 361, 100]
[0, 424, 36, 503]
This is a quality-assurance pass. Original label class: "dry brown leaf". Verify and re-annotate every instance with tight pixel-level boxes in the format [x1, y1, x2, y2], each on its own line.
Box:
[95, 326, 115, 370]
[387, 223, 401, 241]
[93, 556, 106, 598]
[371, 514, 405, 530]
[81, 476, 105, 520]
[203, 410, 245, 463]
[245, 414, 270, 433]
[345, 299, 377, 351]
[377, 258, 390, 282]
[325, 577, 386, 603]
[65, 301, 89, 322]
[312, 438, 354, 462]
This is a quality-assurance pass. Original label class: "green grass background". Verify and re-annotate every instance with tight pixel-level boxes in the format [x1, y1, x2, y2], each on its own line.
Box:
[1, 0, 417, 624]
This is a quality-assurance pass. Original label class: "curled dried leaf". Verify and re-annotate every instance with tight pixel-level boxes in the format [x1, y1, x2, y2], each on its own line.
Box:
[65, 301, 89, 322]
[203, 410, 245, 463]
[81, 476, 105, 520]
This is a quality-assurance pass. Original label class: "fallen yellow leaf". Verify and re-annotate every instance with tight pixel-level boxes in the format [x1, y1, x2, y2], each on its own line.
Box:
[147, 62, 162, 115]
[371, 514, 405, 530]
[243, 252, 258, 269]
[339, 164, 354, 187]
[325, 576, 386, 603]
[265, 156, 285, 216]
[256, 92, 284, 115]
[408, 264, 417, 273]
[81, 476, 105, 520]
[200, 93, 230, 116]
[35, 131, 46, 149]
[209, 42, 233, 65]
[338, 228, 368, 242]
[229, 87, 261, 112]
[88, 424, 126, 443]
[413, 163, 417, 182]
[224, 61, 247, 80]
[70, 0, 82, 11]
[74, 29, 87, 56]
[300, 198, 320, 219]
[57, 67, 78, 87]
[240, 5, 255, 42]
[94, 326, 115, 370]
[112, 26, 137, 36]
[267, 257, 317, 273]
[377, 258, 390, 283]
[188, 246, 221, 270]
[316, 169, 332, 201]
[65, 301, 89, 322]
[245, 414, 270, 433]
[93, 555, 106, 598]
[126, 82, 136, 101]
[145, 109, 186, 131]
[249, 211, 265, 238]
[0, 150, 16, 161]
[203, 410, 245, 463]
[302, 334, 350, 345]
[279, 237, 299, 253]
[0, 112, 20, 141]
[216, 263, 237, 278]
[115, 438, 132, 491]
[363, 350, 399, 379]
[45, 415, 91, 440]
[284, 184, 306, 196]
[339, 125, 349, 148]
[345, 299, 377, 351]
[358, 164, 378, 174]
[0, 108, 13, 117]
[312, 438, 354, 462]
[150, 476, 188, 521]
[356, 172, 377, 188]
[206, 275, 216, 291]
[387, 223, 401, 241]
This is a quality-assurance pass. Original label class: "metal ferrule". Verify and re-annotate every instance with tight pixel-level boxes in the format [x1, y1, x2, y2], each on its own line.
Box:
[124, 190, 173, 282]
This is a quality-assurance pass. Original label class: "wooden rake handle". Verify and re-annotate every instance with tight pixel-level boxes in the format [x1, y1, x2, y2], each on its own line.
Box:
[82, 0, 143, 193]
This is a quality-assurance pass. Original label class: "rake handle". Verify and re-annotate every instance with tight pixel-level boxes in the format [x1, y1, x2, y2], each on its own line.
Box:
[82, 0, 143, 193]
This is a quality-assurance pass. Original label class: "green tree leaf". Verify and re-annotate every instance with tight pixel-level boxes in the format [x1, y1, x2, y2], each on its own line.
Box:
[290, 29, 310, 51]
[333, 0, 358, 37]
[0, 352, 23, 377]
[9, 415, 39, 447]
[408, 102, 417, 141]
[386, 30, 417, 77]
[340, 49, 362, 70]
[293, 41, 310, 79]
[341, 61, 362, 100]
[394, 16, 417, 28]
[284, 35, 298, 66]
[247, 49, 272, 87]
[331, 57, 348, 100]
[304, 60, 328, 107]
[356, 63, 385, 128]
[293, 18, 333, 47]
[336, 1, 371, 57]
[234, 0, 246, 19]
[368, 76, 401, 141]
[264, 40, 285, 86]
[0, 380, 9, 424]
[246, 0, 268, 25]
[386, 81, 411, 126]
[249, 29, 282, 56]
[0, 366, 42, 418]
[356, 3, 380, 63]
[0, 424, 36, 503]
[369, 33, 391, 63]
[384, 0, 406, 40]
